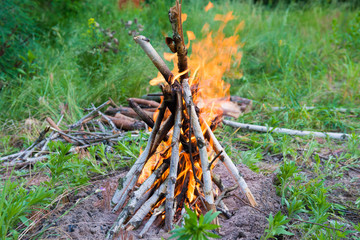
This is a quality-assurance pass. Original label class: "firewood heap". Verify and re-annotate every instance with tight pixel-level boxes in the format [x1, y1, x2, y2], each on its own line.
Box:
[106, 1, 257, 239]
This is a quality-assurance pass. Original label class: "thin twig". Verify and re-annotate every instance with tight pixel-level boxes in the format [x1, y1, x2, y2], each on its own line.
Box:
[208, 150, 223, 170]
[70, 100, 110, 129]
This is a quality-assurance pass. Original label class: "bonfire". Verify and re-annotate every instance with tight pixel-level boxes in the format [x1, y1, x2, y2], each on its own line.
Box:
[106, 1, 256, 238]
[0, 1, 257, 238]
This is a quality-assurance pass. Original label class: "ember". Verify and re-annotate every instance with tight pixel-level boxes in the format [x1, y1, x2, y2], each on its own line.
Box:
[107, 1, 256, 238]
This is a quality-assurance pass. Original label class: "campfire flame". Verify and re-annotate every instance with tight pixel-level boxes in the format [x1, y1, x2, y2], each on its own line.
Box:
[140, 2, 244, 217]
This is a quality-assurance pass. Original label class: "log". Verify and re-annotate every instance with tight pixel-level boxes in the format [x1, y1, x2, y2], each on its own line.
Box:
[230, 96, 252, 105]
[102, 114, 146, 131]
[182, 80, 217, 216]
[203, 121, 257, 207]
[128, 98, 160, 109]
[105, 106, 154, 119]
[223, 120, 351, 140]
[107, 163, 168, 239]
[142, 93, 162, 103]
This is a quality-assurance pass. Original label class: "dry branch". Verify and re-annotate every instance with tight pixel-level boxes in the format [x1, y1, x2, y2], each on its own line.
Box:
[139, 204, 164, 238]
[111, 101, 167, 211]
[168, 0, 188, 82]
[204, 121, 257, 207]
[47, 117, 72, 143]
[128, 99, 155, 128]
[183, 79, 217, 215]
[223, 120, 351, 140]
[125, 179, 168, 231]
[165, 90, 182, 230]
[70, 100, 110, 129]
[271, 106, 358, 113]
[133, 35, 173, 83]
[92, 103, 119, 132]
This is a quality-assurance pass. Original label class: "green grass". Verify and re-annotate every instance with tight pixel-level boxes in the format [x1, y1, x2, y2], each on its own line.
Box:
[0, 0, 359, 239]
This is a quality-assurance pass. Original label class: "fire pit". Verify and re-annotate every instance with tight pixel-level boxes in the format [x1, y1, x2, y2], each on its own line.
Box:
[106, 1, 257, 238]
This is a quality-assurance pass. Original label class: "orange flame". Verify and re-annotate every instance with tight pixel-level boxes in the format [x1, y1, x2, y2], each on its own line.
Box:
[141, 2, 244, 214]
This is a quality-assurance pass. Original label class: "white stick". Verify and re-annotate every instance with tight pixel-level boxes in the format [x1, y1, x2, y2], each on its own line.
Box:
[223, 120, 351, 140]
[126, 179, 168, 231]
[139, 204, 164, 238]
[134, 35, 173, 82]
[128, 162, 168, 214]
[165, 91, 182, 231]
[111, 102, 166, 210]
[204, 121, 257, 207]
[182, 80, 216, 213]
[271, 106, 358, 113]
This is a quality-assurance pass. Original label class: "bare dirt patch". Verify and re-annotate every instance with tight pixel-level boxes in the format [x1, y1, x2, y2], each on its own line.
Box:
[36, 164, 281, 240]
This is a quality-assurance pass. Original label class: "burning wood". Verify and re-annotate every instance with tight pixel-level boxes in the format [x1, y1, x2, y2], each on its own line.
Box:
[106, 1, 256, 238]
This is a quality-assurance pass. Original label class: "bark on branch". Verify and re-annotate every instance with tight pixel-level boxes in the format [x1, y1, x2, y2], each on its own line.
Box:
[223, 120, 351, 140]
[134, 35, 173, 83]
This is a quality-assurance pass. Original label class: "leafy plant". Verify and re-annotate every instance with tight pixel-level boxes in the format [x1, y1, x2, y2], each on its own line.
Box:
[170, 206, 221, 240]
[0, 174, 53, 239]
[40, 141, 89, 189]
[261, 211, 294, 240]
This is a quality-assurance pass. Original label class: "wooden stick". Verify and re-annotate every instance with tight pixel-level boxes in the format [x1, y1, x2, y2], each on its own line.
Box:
[113, 161, 169, 213]
[35, 115, 63, 157]
[92, 103, 119, 132]
[111, 101, 166, 211]
[187, 103, 203, 187]
[108, 97, 119, 108]
[128, 99, 155, 128]
[215, 185, 237, 206]
[70, 100, 110, 129]
[168, 0, 188, 82]
[46, 117, 73, 143]
[125, 179, 168, 231]
[182, 79, 217, 216]
[223, 120, 351, 140]
[271, 106, 359, 113]
[149, 114, 175, 156]
[204, 121, 257, 207]
[133, 35, 173, 83]
[208, 150, 223, 170]
[4, 156, 48, 167]
[48, 127, 85, 145]
[0, 152, 21, 162]
[139, 204, 164, 238]
[165, 90, 182, 230]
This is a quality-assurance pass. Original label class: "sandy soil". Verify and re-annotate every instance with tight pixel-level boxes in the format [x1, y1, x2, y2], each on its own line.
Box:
[36, 163, 282, 240]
